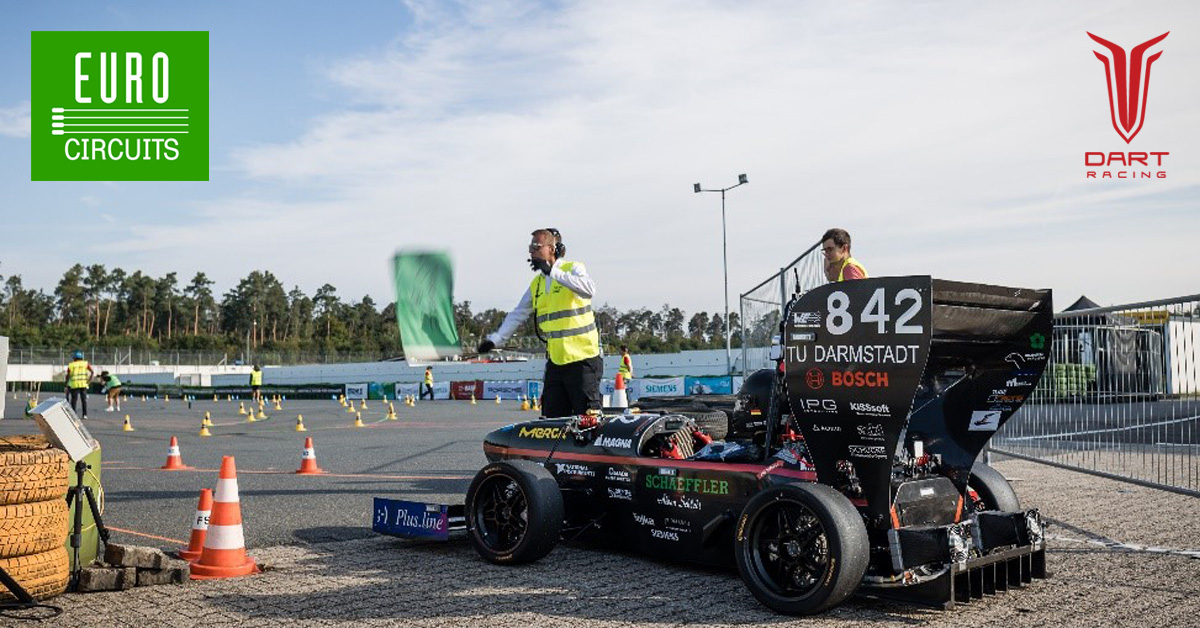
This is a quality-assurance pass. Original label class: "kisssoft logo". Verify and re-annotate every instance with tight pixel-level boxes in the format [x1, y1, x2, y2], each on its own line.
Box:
[1084, 31, 1169, 180]
[31, 31, 209, 181]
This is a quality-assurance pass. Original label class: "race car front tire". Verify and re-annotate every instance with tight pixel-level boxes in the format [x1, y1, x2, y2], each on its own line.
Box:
[466, 459, 564, 565]
[734, 483, 869, 615]
[968, 462, 1021, 512]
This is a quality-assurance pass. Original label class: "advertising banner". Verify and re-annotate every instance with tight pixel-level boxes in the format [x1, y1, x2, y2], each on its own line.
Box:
[684, 376, 734, 395]
[638, 377, 685, 397]
[450, 380, 483, 400]
[344, 383, 368, 400]
[372, 498, 450, 541]
[397, 381, 451, 399]
[600, 378, 641, 402]
[483, 380, 526, 400]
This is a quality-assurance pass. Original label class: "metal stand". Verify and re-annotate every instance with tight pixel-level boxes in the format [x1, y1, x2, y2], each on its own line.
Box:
[65, 459, 110, 591]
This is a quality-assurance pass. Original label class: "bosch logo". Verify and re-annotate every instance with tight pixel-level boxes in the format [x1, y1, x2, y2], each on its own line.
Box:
[805, 368, 824, 389]
[831, 370, 889, 388]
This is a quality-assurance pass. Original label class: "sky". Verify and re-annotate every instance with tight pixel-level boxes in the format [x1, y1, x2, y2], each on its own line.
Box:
[1, 0, 1197, 318]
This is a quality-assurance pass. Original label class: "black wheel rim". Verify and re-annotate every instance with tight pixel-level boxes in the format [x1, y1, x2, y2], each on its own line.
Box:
[473, 474, 528, 552]
[746, 497, 830, 599]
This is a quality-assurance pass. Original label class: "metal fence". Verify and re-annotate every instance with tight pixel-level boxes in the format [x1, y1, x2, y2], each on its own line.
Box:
[993, 294, 1200, 496]
[739, 241, 826, 376]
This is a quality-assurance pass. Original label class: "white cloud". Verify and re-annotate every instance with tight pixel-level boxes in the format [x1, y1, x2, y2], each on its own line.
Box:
[0, 101, 31, 138]
[103, 0, 1200, 313]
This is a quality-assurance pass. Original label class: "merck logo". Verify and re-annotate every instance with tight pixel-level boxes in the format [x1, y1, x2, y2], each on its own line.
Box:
[1087, 32, 1168, 143]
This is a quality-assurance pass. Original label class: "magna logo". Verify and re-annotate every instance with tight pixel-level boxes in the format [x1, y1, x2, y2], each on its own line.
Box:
[831, 371, 889, 388]
[595, 436, 633, 449]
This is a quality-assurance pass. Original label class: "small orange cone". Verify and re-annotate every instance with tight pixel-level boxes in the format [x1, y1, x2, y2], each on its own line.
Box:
[295, 437, 325, 474]
[161, 436, 192, 470]
[178, 488, 213, 561]
[191, 456, 259, 579]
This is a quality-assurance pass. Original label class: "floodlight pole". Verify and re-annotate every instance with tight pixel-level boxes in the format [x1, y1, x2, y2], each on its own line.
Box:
[693, 174, 748, 377]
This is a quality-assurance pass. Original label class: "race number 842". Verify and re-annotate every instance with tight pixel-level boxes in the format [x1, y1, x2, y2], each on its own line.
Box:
[827, 288, 923, 335]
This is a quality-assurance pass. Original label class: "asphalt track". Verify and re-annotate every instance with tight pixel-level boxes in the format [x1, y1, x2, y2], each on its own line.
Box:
[3, 393, 1200, 627]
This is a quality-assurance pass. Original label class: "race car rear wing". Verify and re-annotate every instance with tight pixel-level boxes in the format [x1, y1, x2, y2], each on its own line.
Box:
[782, 276, 1052, 527]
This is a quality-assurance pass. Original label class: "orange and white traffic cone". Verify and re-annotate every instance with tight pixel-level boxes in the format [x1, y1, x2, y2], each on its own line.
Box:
[295, 437, 324, 475]
[177, 488, 213, 561]
[190, 456, 259, 579]
[612, 373, 629, 409]
[161, 436, 192, 470]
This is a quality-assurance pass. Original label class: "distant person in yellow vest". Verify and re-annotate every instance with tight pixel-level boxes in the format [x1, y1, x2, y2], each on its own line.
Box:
[65, 350, 95, 419]
[821, 228, 868, 282]
[421, 366, 435, 400]
[618, 345, 634, 381]
[249, 365, 263, 403]
[100, 370, 123, 412]
[478, 228, 601, 417]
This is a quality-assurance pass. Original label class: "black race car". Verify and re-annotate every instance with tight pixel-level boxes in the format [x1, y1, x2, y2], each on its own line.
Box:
[383, 276, 1052, 615]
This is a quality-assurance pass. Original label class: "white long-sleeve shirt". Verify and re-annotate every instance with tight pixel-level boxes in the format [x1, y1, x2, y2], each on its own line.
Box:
[487, 259, 596, 346]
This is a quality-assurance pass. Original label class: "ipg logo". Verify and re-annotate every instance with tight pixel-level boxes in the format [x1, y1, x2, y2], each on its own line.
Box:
[1087, 31, 1168, 144]
[31, 31, 209, 181]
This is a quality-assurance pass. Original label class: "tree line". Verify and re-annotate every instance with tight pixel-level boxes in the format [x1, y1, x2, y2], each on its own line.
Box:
[0, 263, 749, 357]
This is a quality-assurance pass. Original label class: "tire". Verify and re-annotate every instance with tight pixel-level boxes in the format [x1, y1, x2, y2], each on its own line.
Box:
[642, 406, 730, 440]
[735, 483, 869, 615]
[0, 500, 70, 559]
[0, 547, 70, 601]
[465, 460, 563, 565]
[968, 463, 1021, 512]
[0, 436, 71, 506]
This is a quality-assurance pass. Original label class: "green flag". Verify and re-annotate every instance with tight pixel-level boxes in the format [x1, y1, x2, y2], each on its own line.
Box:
[392, 251, 461, 361]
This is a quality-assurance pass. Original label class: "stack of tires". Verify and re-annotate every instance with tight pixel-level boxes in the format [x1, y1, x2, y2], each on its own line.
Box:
[0, 435, 71, 600]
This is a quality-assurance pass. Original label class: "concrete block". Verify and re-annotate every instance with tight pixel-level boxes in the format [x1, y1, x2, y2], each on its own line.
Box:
[120, 566, 137, 590]
[77, 567, 121, 592]
[137, 559, 191, 586]
[105, 543, 169, 569]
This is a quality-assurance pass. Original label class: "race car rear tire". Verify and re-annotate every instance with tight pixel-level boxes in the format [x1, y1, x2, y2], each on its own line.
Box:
[734, 483, 869, 615]
[466, 459, 563, 565]
[968, 462, 1021, 512]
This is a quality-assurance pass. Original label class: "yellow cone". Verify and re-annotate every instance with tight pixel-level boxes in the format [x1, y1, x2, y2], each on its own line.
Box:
[203, 411, 213, 427]
[199, 421, 212, 437]
[360, 399, 368, 410]
[238, 402, 247, 415]
[386, 403, 397, 420]
[520, 396, 530, 411]
[165, 394, 170, 404]
[274, 400, 282, 411]
[257, 408, 267, 419]
[470, 394, 476, 405]
[213, 394, 218, 402]
[295, 414, 307, 432]
[122, 415, 134, 431]
[354, 412, 365, 428]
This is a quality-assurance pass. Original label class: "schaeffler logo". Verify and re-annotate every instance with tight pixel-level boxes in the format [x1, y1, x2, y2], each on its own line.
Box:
[1085, 31, 1169, 180]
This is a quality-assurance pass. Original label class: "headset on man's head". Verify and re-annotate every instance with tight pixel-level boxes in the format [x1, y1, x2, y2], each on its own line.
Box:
[544, 227, 566, 258]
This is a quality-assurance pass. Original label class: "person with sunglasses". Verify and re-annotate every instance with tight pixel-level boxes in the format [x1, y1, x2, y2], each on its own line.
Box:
[477, 228, 602, 417]
[821, 228, 868, 282]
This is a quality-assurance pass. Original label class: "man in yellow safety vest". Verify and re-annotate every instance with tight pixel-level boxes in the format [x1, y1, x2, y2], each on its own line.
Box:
[821, 228, 869, 282]
[478, 228, 601, 417]
[249, 365, 263, 403]
[421, 366, 434, 400]
[65, 350, 95, 419]
[618, 345, 634, 381]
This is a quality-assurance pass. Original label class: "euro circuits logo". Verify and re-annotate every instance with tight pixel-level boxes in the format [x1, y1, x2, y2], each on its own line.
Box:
[31, 31, 209, 181]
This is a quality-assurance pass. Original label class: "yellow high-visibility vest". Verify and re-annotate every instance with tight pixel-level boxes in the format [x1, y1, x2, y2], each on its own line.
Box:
[618, 354, 633, 379]
[67, 360, 91, 389]
[837, 257, 869, 282]
[250, 370, 262, 386]
[529, 261, 600, 365]
[424, 371, 433, 385]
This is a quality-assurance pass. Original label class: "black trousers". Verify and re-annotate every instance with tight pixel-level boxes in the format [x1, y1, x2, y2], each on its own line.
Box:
[541, 355, 603, 418]
[420, 383, 434, 400]
[68, 387, 88, 418]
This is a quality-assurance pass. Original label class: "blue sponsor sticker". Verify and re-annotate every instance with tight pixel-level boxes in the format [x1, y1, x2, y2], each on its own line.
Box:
[373, 498, 450, 540]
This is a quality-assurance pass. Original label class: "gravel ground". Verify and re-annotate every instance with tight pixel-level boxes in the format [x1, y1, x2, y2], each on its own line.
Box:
[3, 394, 1199, 627]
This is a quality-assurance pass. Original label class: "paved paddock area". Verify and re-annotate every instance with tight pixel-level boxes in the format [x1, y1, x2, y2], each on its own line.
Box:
[3, 393, 1199, 627]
